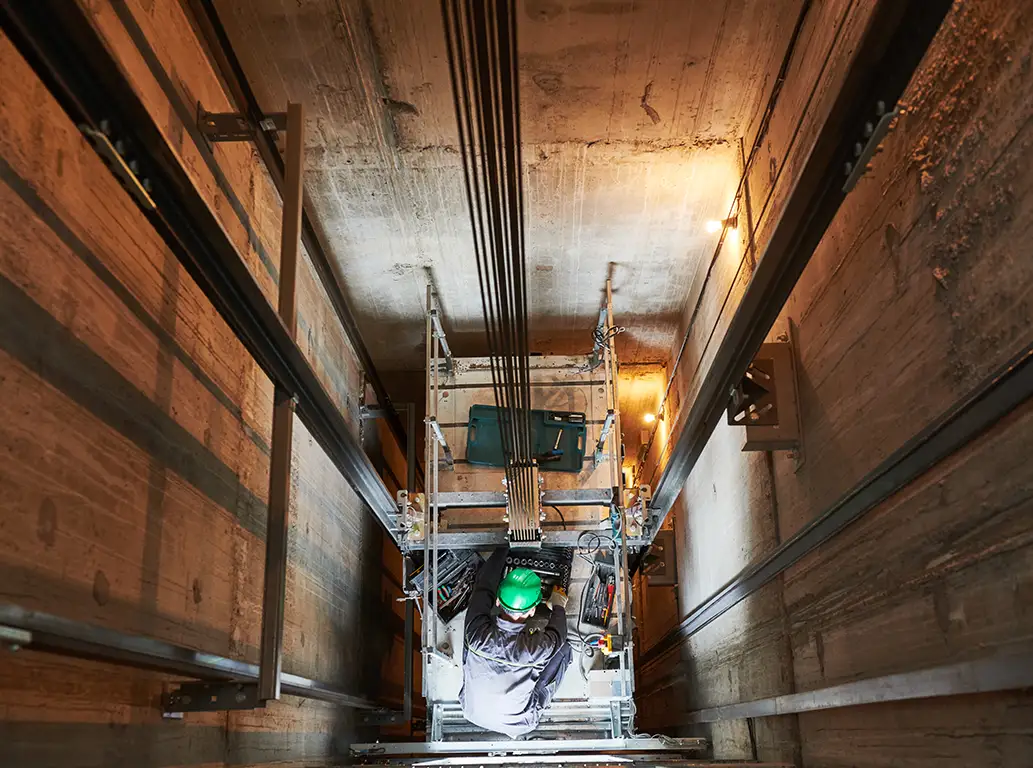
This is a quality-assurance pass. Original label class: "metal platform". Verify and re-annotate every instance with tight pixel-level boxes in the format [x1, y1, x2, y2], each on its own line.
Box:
[350, 736, 707, 757]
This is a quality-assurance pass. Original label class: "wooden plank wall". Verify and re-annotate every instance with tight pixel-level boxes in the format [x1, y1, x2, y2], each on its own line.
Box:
[635, 0, 1033, 765]
[0, 1, 407, 765]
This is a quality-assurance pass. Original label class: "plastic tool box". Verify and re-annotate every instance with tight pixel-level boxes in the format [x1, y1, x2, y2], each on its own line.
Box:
[465, 404, 587, 473]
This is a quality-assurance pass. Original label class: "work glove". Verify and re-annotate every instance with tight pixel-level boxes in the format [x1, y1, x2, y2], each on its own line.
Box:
[547, 586, 568, 610]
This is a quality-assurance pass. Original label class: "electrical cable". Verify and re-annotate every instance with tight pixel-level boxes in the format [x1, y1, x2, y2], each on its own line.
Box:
[547, 505, 567, 529]
[442, 0, 537, 539]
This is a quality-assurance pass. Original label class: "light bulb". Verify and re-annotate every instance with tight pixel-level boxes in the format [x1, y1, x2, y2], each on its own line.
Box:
[643, 413, 656, 424]
[705, 220, 721, 234]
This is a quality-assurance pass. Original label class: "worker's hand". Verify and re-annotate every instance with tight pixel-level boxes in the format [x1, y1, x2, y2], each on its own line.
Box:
[547, 586, 568, 610]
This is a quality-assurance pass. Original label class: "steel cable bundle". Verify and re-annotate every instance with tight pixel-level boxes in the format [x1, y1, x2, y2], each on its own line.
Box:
[441, 0, 538, 540]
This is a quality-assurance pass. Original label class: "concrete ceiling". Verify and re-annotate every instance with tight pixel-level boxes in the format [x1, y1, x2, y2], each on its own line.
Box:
[215, 0, 799, 373]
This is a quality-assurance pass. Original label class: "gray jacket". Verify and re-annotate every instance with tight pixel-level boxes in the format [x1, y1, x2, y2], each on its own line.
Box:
[459, 546, 567, 738]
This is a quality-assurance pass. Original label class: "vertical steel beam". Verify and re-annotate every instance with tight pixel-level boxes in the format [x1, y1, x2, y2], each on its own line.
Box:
[259, 102, 305, 702]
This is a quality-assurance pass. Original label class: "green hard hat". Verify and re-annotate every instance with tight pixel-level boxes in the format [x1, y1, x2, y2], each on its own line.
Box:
[498, 567, 542, 613]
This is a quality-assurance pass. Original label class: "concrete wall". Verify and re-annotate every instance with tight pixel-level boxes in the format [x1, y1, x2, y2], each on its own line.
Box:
[635, 0, 1033, 764]
[0, 1, 408, 765]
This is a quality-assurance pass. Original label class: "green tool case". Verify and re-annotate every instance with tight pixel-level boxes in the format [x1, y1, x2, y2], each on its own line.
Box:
[466, 404, 587, 473]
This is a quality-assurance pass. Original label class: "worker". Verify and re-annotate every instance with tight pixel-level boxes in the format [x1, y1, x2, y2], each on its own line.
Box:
[460, 545, 572, 738]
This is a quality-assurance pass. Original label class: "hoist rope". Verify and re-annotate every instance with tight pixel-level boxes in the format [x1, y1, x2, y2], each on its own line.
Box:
[442, 0, 537, 540]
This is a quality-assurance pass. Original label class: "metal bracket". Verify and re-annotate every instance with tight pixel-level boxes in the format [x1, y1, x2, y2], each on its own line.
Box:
[400, 490, 426, 543]
[609, 700, 622, 739]
[426, 416, 455, 470]
[163, 682, 262, 713]
[360, 405, 390, 420]
[727, 341, 800, 451]
[593, 409, 616, 465]
[0, 625, 31, 652]
[79, 124, 156, 210]
[728, 359, 779, 427]
[430, 310, 454, 374]
[197, 104, 287, 143]
[843, 100, 899, 193]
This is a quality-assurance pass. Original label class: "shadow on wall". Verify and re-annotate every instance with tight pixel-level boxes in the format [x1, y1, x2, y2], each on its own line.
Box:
[636, 419, 791, 760]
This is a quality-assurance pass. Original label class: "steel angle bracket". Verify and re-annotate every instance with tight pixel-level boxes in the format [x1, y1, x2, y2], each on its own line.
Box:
[197, 102, 286, 142]
[163, 681, 261, 713]
[727, 341, 800, 452]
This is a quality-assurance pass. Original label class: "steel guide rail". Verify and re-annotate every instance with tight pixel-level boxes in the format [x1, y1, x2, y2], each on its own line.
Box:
[0, 0, 401, 714]
[0, 0, 399, 534]
[644, 0, 954, 539]
[184, 0, 418, 481]
[0, 605, 378, 710]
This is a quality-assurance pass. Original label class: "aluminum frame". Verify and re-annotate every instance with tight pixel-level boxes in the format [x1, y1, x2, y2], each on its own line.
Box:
[403, 529, 648, 552]
[418, 290, 639, 746]
[432, 489, 615, 509]
[350, 737, 707, 757]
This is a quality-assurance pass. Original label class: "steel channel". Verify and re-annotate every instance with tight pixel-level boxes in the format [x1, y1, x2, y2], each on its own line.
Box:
[184, 0, 417, 479]
[350, 737, 707, 756]
[0, 604, 377, 709]
[640, 343, 1033, 671]
[645, 0, 953, 538]
[433, 489, 614, 508]
[422, 290, 433, 695]
[402, 529, 647, 551]
[0, 1, 400, 536]
[432, 328, 442, 662]
[684, 648, 1033, 723]
[607, 285, 634, 703]
[258, 101, 304, 703]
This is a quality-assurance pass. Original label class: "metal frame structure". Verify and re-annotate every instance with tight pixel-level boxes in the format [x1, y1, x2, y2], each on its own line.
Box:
[374, 286, 654, 757]
[351, 736, 708, 757]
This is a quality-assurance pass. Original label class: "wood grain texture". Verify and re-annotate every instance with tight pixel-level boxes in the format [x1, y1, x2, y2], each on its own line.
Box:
[798, 690, 1033, 768]
[638, 2, 1033, 766]
[0, 1, 400, 764]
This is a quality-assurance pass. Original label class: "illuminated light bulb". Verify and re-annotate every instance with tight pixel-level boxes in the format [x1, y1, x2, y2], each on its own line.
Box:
[705, 220, 721, 234]
[643, 413, 656, 424]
